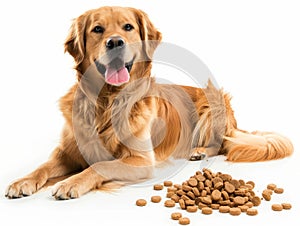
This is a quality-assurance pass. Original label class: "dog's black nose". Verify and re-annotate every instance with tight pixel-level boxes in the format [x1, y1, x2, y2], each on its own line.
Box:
[106, 36, 125, 50]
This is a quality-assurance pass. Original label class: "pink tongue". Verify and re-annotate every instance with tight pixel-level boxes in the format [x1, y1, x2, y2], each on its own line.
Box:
[105, 66, 130, 86]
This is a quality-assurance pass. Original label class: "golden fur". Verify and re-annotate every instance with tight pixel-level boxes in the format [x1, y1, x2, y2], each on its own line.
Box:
[6, 6, 293, 200]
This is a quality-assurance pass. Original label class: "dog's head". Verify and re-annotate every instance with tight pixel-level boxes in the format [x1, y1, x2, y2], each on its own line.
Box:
[65, 6, 162, 86]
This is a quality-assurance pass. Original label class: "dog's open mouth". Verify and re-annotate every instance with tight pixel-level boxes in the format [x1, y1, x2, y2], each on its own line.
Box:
[95, 58, 134, 86]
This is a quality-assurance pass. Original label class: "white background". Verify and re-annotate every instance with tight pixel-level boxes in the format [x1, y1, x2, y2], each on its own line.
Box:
[0, 0, 299, 225]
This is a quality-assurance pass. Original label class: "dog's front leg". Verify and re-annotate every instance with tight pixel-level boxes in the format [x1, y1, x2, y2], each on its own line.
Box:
[52, 156, 153, 200]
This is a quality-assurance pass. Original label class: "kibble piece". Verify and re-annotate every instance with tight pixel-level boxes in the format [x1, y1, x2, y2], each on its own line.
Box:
[187, 205, 198, 213]
[245, 201, 254, 208]
[246, 181, 255, 188]
[229, 207, 241, 216]
[202, 207, 213, 215]
[164, 181, 173, 187]
[195, 174, 206, 182]
[238, 205, 249, 212]
[214, 181, 223, 190]
[179, 217, 190, 225]
[164, 200, 175, 208]
[188, 178, 198, 187]
[219, 206, 230, 213]
[185, 199, 195, 206]
[201, 190, 207, 197]
[179, 199, 186, 210]
[211, 203, 220, 210]
[239, 179, 245, 186]
[219, 173, 232, 182]
[201, 196, 212, 205]
[274, 187, 284, 194]
[251, 196, 261, 206]
[166, 192, 175, 198]
[204, 179, 212, 187]
[167, 187, 178, 192]
[171, 212, 182, 220]
[192, 187, 200, 197]
[211, 190, 222, 201]
[262, 189, 272, 201]
[182, 185, 193, 192]
[171, 194, 180, 203]
[203, 170, 212, 179]
[136, 199, 147, 206]
[224, 182, 235, 193]
[174, 184, 181, 189]
[272, 204, 283, 211]
[151, 196, 162, 203]
[267, 183, 277, 190]
[233, 196, 245, 205]
[246, 208, 258, 216]
[281, 203, 292, 210]
[176, 189, 186, 196]
[186, 191, 195, 199]
[230, 179, 240, 189]
[212, 177, 223, 185]
[198, 202, 208, 209]
[153, 184, 163, 190]
[221, 190, 229, 200]
[181, 195, 190, 201]
[219, 200, 231, 206]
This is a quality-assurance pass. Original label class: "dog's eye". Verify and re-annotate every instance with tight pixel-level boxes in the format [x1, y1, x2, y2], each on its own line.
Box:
[92, 26, 105, 33]
[123, 24, 134, 31]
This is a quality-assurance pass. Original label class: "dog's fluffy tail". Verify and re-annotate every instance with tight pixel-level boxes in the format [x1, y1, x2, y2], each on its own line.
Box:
[223, 130, 293, 162]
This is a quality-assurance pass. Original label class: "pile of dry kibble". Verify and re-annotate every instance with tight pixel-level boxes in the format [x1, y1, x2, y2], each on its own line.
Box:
[136, 168, 292, 225]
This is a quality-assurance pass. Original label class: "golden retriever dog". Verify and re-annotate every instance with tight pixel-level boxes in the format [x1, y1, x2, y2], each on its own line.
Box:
[5, 6, 293, 200]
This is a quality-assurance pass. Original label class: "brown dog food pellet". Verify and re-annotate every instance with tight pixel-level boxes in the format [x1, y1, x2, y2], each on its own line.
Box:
[185, 199, 195, 206]
[151, 196, 161, 203]
[251, 196, 261, 206]
[164, 181, 173, 187]
[246, 181, 255, 188]
[179, 199, 186, 209]
[198, 202, 208, 209]
[171, 194, 180, 203]
[246, 208, 258, 216]
[233, 196, 245, 205]
[187, 205, 198, 213]
[192, 187, 200, 197]
[274, 187, 284, 194]
[171, 212, 182, 220]
[219, 206, 230, 213]
[211, 189, 222, 201]
[188, 178, 198, 187]
[245, 201, 254, 208]
[211, 203, 220, 210]
[238, 205, 249, 212]
[136, 199, 147, 206]
[182, 185, 193, 192]
[153, 184, 163, 190]
[272, 204, 283, 211]
[267, 183, 277, 190]
[281, 203, 292, 210]
[202, 207, 213, 215]
[201, 196, 212, 205]
[179, 217, 190, 225]
[224, 182, 235, 193]
[164, 200, 175, 207]
[167, 187, 178, 192]
[262, 190, 272, 201]
[229, 207, 241, 216]
[166, 192, 175, 198]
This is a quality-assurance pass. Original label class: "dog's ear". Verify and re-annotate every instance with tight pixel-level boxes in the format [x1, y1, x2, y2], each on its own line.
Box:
[64, 14, 87, 68]
[134, 9, 162, 60]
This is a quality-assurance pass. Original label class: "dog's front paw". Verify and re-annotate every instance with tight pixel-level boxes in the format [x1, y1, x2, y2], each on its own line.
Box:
[52, 178, 87, 200]
[5, 178, 41, 199]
